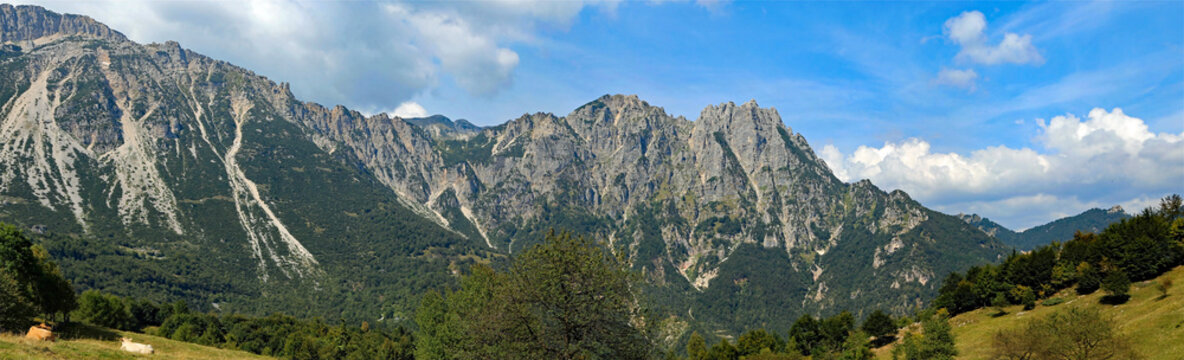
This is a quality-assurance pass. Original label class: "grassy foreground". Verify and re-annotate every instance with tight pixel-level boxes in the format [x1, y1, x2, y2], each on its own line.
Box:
[0, 323, 272, 360]
[876, 265, 1184, 359]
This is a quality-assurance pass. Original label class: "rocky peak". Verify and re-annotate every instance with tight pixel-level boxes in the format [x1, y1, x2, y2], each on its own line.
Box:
[696, 100, 783, 133]
[0, 4, 126, 43]
[144, 40, 189, 68]
[1107, 205, 1125, 214]
[403, 115, 481, 139]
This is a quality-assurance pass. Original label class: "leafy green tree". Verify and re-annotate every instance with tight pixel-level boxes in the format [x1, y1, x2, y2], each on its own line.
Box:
[1101, 271, 1131, 304]
[0, 223, 76, 324]
[740, 350, 803, 360]
[499, 230, 649, 359]
[860, 310, 897, 347]
[837, 330, 874, 360]
[992, 306, 1138, 360]
[686, 331, 707, 360]
[820, 311, 855, 352]
[788, 314, 820, 355]
[1010, 285, 1037, 311]
[706, 338, 739, 360]
[0, 224, 39, 289]
[30, 245, 76, 321]
[0, 270, 33, 332]
[990, 315, 1048, 360]
[414, 230, 650, 359]
[736, 328, 782, 355]
[414, 290, 449, 360]
[893, 310, 956, 360]
[991, 292, 1010, 317]
[75, 289, 133, 330]
[1076, 262, 1102, 295]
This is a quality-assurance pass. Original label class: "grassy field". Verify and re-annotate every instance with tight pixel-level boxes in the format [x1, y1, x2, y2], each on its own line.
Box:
[0, 323, 272, 360]
[875, 265, 1184, 359]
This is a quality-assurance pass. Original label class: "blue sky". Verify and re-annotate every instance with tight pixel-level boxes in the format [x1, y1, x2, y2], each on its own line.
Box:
[24, 0, 1184, 229]
[416, 1, 1183, 152]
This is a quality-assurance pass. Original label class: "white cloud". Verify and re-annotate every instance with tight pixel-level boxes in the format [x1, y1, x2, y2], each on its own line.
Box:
[934, 68, 979, 91]
[392, 102, 429, 118]
[825, 108, 1184, 229]
[944, 11, 1044, 65]
[15, 0, 617, 111]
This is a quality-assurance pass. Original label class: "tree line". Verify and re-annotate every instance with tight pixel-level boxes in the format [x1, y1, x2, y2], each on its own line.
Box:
[934, 194, 1183, 314]
[2, 221, 414, 359]
[675, 308, 909, 360]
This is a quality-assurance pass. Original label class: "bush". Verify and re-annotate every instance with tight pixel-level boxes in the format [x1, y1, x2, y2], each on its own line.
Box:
[991, 306, 1138, 360]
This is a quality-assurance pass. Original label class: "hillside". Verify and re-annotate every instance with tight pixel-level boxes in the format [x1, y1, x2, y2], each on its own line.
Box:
[959, 206, 1129, 250]
[0, 325, 272, 360]
[0, 3, 1006, 334]
[875, 265, 1184, 359]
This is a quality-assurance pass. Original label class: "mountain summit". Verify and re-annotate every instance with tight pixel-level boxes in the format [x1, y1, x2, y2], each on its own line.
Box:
[0, 4, 1005, 334]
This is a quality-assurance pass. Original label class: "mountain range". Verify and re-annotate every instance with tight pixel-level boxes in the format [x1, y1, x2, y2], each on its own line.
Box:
[958, 206, 1129, 251]
[0, 4, 1030, 336]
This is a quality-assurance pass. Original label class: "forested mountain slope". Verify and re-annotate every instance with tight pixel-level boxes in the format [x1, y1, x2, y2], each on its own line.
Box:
[959, 206, 1129, 251]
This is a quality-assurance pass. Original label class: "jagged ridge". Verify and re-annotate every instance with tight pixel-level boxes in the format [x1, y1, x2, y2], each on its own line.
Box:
[0, 4, 1007, 334]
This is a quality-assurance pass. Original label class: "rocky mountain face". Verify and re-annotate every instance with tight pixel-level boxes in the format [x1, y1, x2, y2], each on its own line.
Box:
[960, 206, 1130, 251]
[0, 5, 1006, 335]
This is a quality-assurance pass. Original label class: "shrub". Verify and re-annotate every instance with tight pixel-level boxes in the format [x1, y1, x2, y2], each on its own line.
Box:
[991, 306, 1138, 360]
[1156, 278, 1173, 298]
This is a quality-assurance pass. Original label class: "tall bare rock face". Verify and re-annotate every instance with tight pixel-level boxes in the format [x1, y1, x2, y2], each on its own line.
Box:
[0, 4, 480, 322]
[0, 5, 1005, 334]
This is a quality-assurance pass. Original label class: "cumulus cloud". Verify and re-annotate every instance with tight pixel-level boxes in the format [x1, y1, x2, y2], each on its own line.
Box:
[392, 102, 428, 119]
[16, 0, 616, 112]
[823, 108, 1184, 229]
[944, 10, 1043, 65]
[934, 68, 979, 91]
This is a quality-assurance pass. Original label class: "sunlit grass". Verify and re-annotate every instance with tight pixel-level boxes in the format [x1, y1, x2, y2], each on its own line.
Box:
[0, 323, 272, 360]
[874, 266, 1184, 359]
